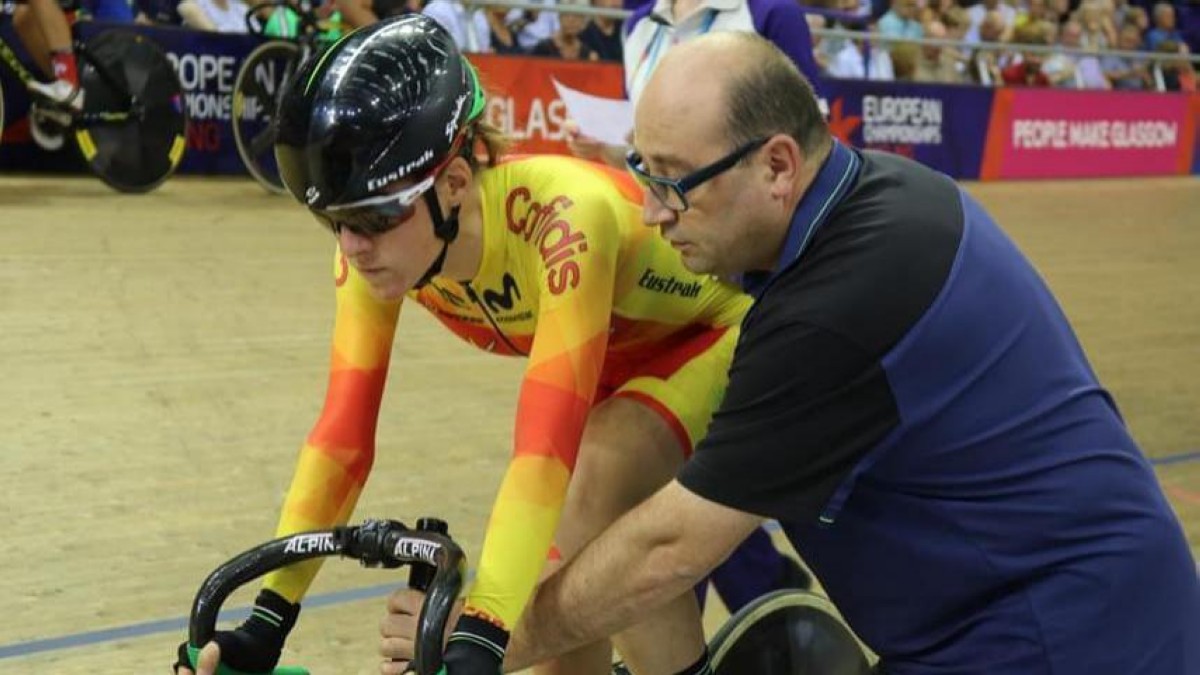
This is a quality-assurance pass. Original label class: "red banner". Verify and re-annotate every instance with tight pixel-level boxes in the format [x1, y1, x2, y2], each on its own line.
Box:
[468, 54, 625, 155]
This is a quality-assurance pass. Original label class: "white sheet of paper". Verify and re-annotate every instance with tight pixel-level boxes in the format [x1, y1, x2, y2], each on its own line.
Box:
[552, 79, 634, 147]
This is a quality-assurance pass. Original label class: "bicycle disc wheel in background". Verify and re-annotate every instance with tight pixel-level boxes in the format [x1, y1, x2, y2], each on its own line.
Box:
[233, 40, 300, 194]
[76, 29, 187, 193]
[709, 590, 874, 675]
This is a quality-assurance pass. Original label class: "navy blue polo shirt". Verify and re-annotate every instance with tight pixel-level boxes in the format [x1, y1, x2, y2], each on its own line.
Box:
[679, 142, 1200, 674]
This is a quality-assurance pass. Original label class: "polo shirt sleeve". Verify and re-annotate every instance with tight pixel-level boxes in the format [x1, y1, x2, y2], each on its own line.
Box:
[678, 316, 899, 524]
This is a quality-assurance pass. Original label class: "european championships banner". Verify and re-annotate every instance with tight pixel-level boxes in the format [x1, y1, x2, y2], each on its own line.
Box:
[817, 78, 997, 180]
[0, 22, 1197, 180]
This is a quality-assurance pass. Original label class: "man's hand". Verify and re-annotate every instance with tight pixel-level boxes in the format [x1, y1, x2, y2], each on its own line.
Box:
[173, 641, 220, 675]
[564, 121, 607, 162]
[379, 588, 462, 674]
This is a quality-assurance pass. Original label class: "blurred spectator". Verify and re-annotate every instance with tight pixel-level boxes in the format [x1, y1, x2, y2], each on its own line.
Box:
[1001, 20, 1052, 84]
[967, 9, 1007, 84]
[1123, 5, 1150, 33]
[967, 0, 1016, 43]
[877, 0, 923, 39]
[915, 18, 967, 81]
[569, 0, 820, 166]
[423, 0, 489, 50]
[1048, 0, 1072, 24]
[337, 0, 419, 29]
[1154, 39, 1198, 90]
[1145, 2, 1183, 49]
[482, 4, 526, 54]
[580, 0, 624, 61]
[1103, 22, 1153, 87]
[1042, 18, 1109, 87]
[1077, 0, 1116, 48]
[624, 0, 821, 101]
[1015, 0, 1054, 27]
[135, 0, 183, 24]
[507, 0, 560, 50]
[943, 5, 970, 34]
[890, 40, 919, 78]
[827, 26, 896, 78]
[179, 0, 250, 31]
[808, 12, 832, 71]
[531, 0, 600, 59]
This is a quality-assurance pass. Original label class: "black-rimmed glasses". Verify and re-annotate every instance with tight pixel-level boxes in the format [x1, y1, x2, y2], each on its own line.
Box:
[626, 137, 768, 212]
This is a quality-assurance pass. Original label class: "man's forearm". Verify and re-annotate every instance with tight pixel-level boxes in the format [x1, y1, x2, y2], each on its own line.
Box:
[502, 482, 760, 671]
[504, 515, 700, 671]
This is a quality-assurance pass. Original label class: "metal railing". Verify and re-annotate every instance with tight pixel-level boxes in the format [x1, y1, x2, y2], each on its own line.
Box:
[454, 0, 1199, 91]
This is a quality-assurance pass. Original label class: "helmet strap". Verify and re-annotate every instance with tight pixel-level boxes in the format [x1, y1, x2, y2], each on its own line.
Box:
[414, 187, 461, 288]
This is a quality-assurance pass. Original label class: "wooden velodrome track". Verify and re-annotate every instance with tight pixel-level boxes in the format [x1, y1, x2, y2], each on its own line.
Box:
[1, 172, 1197, 674]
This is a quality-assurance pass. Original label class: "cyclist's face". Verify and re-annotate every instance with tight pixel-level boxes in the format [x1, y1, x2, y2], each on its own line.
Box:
[334, 183, 443, 301]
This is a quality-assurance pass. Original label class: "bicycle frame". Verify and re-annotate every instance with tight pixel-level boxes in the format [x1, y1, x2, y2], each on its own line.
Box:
[0, 33, 35, 85]
[0, 27, 136, 124]
[188, 518, 465, 675]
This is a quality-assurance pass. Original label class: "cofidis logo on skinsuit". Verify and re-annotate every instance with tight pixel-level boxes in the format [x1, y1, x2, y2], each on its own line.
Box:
[505, 188, 589, 295]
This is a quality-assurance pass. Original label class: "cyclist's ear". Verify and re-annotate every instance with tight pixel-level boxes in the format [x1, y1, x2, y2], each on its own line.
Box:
[439, 156, 476, 205]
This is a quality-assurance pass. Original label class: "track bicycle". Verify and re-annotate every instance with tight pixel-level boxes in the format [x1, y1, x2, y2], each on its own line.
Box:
[183, 517, 873, 674]
[0, 19, 187, 192]
[232, 0, 340, 194]
[183, 517, 463, 675]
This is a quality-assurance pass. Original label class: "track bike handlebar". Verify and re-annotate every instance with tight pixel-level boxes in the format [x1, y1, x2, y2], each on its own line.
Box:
[186, 517, 465, 675]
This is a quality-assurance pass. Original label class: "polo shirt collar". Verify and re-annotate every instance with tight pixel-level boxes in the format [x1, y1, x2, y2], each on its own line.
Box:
[740, 140, 862, 298]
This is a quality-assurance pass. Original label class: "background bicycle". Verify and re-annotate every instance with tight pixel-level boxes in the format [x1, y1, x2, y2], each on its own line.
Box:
[232, 0, 341, 194]
[0, 15, 187, 192]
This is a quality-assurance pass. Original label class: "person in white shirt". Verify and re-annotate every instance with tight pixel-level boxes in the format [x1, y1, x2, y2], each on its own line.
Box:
[179, 0, 251, 32]
[422, 0, 491, 50]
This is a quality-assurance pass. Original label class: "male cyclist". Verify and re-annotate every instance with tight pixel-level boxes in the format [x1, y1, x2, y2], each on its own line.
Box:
[9, 0, 84, 149]
[176, 15, 803, 675]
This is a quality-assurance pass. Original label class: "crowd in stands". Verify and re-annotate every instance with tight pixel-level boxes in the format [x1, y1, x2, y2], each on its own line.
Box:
[54, 0, 1199, 90]
[807, 0, 1198, 89]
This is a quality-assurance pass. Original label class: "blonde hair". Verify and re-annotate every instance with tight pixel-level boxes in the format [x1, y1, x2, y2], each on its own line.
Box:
[471, 119, 511, 168]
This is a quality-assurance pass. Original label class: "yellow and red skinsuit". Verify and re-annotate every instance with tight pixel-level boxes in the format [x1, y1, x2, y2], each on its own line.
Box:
[263, 155, 750, 631]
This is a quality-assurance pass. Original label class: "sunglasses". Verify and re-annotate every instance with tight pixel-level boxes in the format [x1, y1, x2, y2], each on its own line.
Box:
[310, 173, 437, 237]
[626, 137, 768, 213]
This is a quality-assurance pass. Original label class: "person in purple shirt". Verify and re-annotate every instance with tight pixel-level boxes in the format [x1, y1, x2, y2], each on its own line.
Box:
[1145, 1, 1185, 49]
[567, 0, 822, 168]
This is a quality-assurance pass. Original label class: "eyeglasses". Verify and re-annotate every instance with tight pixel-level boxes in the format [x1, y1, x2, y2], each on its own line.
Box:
[310, 174, 437, 237]
[626, 137, 768, 213]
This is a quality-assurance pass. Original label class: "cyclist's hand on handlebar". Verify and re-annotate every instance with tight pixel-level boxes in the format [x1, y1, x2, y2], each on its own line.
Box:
[379, 588, 463, 673]
[174, 589, 300, 675]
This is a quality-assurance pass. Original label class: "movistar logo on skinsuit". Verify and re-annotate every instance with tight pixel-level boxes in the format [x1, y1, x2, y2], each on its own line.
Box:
[638, 269, 702, 298]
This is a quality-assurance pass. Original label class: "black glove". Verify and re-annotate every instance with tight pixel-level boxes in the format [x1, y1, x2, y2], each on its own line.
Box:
[440, 614, 508, 675]
[174, 589, 300, 673]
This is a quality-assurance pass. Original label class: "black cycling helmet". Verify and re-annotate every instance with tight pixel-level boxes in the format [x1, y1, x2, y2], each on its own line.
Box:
[274, 13, 486, 212]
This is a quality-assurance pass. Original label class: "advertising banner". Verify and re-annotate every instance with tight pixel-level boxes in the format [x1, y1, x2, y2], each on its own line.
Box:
[819, 78, 995, 180]
[468, 53, 624, 155]
[980, 88, 1196, 179]
[2, 21, 1197, 182]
